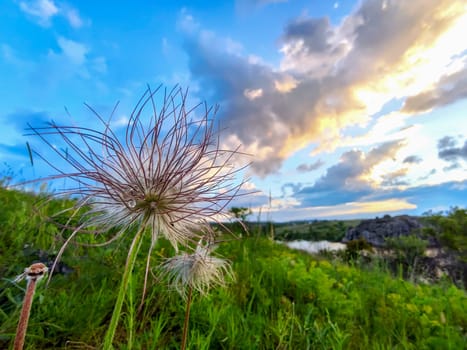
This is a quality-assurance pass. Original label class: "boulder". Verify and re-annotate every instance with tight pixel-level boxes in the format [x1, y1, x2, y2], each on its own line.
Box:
[342, 215, 423, 247]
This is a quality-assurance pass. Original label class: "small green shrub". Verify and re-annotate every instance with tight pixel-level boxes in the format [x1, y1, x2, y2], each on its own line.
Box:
[386, 235, 428, 266]
[342, 238, 373, 262]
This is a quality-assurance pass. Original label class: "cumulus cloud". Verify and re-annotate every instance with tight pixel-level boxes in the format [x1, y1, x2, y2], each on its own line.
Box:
[19, 0, 58, 26]
[380, 168, 409, 186]
[281, 182, 303, 196]
[182, 27, 295, 175]
[182, 0, 467, 177]
[244, 88, 263, 100]
[438, 136, 458, 150]
[403, 155, 422, 164]
[283, 17, 334, 53]
[437, 136, 467, 163]
[294, 141, 404, 206]
[371, 180, 467, 210]
[309, 199, 417, 219]
[444, 163, 462, 171]
[297, 159, 324, 173]
[2, 37, 106, 103]
[365, 140, 402, 165]
[418, 169, 436, 181]
[230, 186, 270, 211]
[402, 66, 467, 113]
[57, 37, 88, 65]
[280, 16, 350, 77]
[63, 7, 84, 28]
[19, 0, 85, 28]
[251, 179, 466, 221]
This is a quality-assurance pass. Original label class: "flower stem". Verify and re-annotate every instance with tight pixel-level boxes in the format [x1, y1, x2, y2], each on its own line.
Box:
[181, 285, 193, 350]
[13, 278, 37, 350]
[103, 226, 145, 350]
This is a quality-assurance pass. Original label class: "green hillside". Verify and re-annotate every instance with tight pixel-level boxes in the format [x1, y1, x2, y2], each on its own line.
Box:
[0, 186, 466, 349]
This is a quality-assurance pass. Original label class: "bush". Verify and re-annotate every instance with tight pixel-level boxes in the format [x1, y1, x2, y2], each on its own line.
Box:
[341, 238, 373, 262]
[386, 235, 428, 266]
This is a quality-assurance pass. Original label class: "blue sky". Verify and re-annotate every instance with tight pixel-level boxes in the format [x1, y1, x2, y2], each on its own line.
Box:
[1, 0, 466, 221]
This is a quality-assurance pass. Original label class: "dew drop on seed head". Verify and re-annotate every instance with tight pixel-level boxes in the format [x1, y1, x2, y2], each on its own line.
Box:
[128, 199, 136, 208]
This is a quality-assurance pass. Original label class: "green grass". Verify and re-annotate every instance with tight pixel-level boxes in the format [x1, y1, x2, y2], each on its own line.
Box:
[0, 186, 466, 349]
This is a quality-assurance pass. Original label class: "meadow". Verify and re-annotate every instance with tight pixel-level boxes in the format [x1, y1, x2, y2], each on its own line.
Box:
[0, 185, 466, 349]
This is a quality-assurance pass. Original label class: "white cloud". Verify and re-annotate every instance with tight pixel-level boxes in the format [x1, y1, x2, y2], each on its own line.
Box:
[57, 37, 88, 65]
[241, 181, 259, 191]
[64, 7, 84, 28]
[314, 199, 417, 217]
[274, 75, 298, 93]
[12, 34, 108, 94]
[252, 198, 417, 221]
[244, 88, 263, 100]
[19, 0, 86, 28]
[177, 8, 199, 33]
[110, 115, 130, 128]
[297, 160, 324, 173]
[19, 0, 58, 26]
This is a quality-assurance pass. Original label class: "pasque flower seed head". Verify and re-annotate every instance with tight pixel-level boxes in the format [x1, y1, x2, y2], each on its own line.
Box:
[27, 85, 247, 250]
[162, 241, 233, 298]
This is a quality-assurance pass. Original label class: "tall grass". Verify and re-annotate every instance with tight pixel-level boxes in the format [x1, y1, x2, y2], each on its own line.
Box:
[0, 186, 466, 349]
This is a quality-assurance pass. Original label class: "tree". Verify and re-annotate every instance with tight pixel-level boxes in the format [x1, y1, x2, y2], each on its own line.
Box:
[229, 207, 252, 223]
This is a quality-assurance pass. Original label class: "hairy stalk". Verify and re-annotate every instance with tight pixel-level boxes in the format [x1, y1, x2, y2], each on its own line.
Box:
[103, 225, 146, 350]
[13, 263, 48, 350]
[181, 285, 193, 350]
[14, 279, 37, 350]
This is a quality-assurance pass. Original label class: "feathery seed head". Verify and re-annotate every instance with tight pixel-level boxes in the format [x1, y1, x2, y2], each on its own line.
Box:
[27, 85, 247, 249]
[162, 242, 233, 298]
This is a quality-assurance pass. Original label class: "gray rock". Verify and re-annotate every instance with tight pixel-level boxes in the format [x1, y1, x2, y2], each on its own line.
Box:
[342, 215, 423, 247]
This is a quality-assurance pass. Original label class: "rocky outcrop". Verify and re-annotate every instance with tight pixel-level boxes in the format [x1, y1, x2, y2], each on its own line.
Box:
[342, 215, 424, 247]
[342, 215, 466, 286]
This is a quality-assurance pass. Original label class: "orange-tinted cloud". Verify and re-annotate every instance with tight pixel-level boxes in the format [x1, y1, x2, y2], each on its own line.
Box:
[183, 0, 467, 176]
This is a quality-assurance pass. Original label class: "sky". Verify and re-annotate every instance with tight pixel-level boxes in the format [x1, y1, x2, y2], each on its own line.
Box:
[0, 0, 466, 221]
